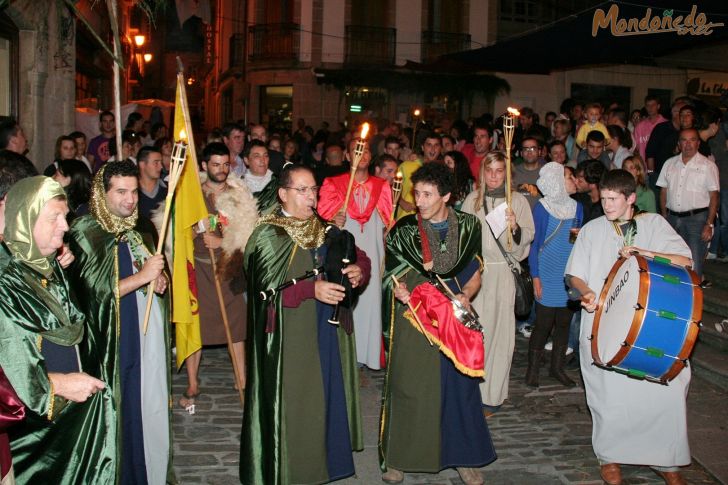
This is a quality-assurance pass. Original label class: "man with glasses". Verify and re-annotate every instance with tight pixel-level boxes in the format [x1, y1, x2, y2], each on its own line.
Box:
[241, 164, 370, 484]
[318, 137, 393, 370]
[513, 137, 545, 208]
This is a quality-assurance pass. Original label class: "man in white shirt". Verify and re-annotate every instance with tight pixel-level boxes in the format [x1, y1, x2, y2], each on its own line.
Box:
[657, 128, 719, 278]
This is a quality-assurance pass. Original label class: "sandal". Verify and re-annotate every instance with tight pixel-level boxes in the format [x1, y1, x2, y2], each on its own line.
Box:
[179, 391, 199, 415]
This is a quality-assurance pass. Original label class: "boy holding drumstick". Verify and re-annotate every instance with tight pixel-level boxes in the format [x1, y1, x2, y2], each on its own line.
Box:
[565, 169, 692, 485]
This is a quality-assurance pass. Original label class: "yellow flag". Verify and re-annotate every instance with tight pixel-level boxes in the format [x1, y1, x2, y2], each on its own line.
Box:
[172, 78, 208, 369]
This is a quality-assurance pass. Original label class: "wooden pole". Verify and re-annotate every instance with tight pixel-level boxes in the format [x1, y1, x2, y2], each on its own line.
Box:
[502, 108, 520, 251]
[141, 148, 185, 334]
[341, 123, 369, 217]
[390, 275, 433, 346]
[207, 243, 245, 406]
[106, 0, 123, 160]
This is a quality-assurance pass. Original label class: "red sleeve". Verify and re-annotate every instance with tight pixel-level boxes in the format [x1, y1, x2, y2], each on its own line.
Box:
[282, 280, 316, 308]
[375, 178, 393, 227]
[317, 176, 345, 220]
[354, 246, 371, 288]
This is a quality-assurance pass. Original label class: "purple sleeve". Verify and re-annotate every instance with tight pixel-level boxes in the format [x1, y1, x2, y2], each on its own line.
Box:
[355, 246, 371, 287]
[282, 280, 315, 308]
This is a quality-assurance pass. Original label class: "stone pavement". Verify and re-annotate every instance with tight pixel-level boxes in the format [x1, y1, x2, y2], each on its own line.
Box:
[172, 337, 725, 484]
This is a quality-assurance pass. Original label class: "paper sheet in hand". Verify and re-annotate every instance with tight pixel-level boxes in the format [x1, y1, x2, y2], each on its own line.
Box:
[485, 202, 508, 238]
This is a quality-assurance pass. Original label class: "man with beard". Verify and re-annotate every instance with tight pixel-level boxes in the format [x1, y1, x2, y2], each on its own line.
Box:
[380, 162, 495, 485]
[68, 160, 173, 485]
[318, 137, 392, 370]
[241, 164, 370, 484]
[178, 142, 258, 410]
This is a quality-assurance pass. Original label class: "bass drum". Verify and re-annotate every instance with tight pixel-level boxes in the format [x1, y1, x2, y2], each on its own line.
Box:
[591, 254, 702, 383]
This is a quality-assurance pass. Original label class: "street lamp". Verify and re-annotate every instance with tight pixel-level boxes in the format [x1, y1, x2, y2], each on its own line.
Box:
[143, 53, 153, 63]
[134, 34, 146, 47]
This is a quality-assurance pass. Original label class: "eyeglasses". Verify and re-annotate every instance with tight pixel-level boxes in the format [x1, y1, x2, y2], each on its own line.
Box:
[284, 186, 319, 195]
[521, 146, 538, 152]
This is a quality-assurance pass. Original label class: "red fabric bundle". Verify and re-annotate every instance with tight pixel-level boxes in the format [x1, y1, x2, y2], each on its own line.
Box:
[405, 282, 484, 377]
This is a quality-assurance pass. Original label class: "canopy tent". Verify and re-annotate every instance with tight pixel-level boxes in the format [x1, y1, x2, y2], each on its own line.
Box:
[445, 1, 728, 74]
[75, 99, 173, 139]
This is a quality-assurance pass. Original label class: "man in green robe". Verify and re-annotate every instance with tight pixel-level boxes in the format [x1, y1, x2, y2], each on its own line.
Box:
[380, 163, 496, 485]
[0, 176, 112, 484]
[240, 165, 370, 485]
[68, 161, 174, 485]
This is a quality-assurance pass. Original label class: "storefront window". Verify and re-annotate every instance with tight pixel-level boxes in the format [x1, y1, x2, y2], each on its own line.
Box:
[260, 85, 292, 133]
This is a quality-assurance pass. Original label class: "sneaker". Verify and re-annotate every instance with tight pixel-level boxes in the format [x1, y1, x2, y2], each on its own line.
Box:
[701, 279, 713, 288]
[544, 341, 553, 351]
[518, 325, 533, 338]
[565, 346, 574, 355]
[707, 252, 717, 260]
[715, 319, 728, 333]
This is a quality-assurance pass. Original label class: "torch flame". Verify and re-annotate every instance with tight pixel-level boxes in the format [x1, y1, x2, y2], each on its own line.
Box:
[361, 123, 370, 140]
[507, 107, 521, 116]
[413, 109, 421, 117]
[178, 129, 188, 142]
[395, 171, 403, 180]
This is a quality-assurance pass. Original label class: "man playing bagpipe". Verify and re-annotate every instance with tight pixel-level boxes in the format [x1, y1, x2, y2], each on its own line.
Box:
[240, 164, 371, 484]
[379, 162, 496, 485]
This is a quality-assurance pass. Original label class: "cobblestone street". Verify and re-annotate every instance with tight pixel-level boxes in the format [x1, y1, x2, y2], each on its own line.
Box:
[172, 336, 724, 484]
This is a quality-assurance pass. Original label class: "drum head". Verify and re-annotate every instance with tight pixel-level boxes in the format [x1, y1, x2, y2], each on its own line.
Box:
[595, 256, 642, 364]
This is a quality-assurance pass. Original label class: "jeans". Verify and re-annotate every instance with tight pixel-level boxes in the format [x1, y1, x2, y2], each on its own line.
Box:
[710, 189, 728, 256]
[667, 211, 709, 278]
[568, 309, 581, 355]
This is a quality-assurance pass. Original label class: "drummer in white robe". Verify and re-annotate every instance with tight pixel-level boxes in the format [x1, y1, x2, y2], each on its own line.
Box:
[565, 169, 692, 485]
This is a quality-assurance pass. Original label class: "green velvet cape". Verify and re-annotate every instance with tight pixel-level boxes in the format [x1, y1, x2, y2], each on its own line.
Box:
[240, 221, 361, 484]
[0, 258, 117, 483]
[254, 175, 279, 215]
[379, 211, 482, 471]
[67, 214, 175, 484]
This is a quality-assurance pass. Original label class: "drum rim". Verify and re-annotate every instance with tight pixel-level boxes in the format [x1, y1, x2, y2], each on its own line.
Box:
[591, 255, 647, 369]
[662, 266, 702, 382]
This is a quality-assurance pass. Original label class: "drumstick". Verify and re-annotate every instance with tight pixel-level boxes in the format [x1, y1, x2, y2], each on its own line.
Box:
[390, 275, 433, 346]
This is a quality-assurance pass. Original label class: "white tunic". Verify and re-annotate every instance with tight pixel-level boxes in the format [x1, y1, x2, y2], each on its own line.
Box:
[461, 191, 534, 406]
[344, 193, 386, 370]
[565, 213, 692, 467]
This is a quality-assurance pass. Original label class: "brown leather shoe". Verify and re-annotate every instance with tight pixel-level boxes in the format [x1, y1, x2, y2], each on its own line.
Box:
[456, 467, 484, 485]
[655, 470, 687, 485]
[600, 463, 622, 485]
[381, 468, 404, 484]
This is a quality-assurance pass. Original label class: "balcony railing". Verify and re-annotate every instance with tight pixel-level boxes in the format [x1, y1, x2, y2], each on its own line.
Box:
[248, 23, 300, 61]
[345, 25, 396, 66]
[421, 31, 471, 62]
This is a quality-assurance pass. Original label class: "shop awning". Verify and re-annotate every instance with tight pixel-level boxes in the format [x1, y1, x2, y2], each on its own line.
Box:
[445, 1, 728, 74]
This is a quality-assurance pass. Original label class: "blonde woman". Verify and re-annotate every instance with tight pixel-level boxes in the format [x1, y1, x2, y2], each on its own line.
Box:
[461, 151, 535, 414]
[622, 155, 656, 213]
